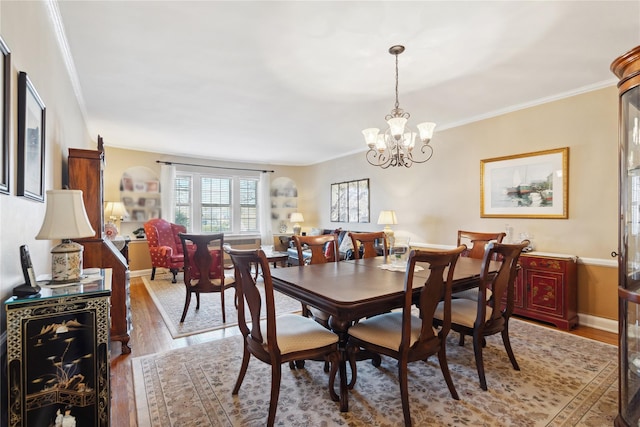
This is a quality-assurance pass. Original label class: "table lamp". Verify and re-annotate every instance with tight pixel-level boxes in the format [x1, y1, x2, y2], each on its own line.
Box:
[104, 201, 128, 233]
[377, 210, 397, 246]
[35, 189, 96, 283]
[290, 212, 304, 235]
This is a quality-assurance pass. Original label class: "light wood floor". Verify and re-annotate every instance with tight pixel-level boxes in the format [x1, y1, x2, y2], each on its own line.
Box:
[111, 276, 618, 427]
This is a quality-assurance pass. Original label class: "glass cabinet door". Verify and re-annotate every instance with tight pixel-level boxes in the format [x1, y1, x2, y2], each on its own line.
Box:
[613, 45, 640, 427]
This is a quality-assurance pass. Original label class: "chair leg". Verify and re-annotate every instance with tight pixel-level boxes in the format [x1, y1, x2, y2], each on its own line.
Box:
[327, 352, 340, 402]
[398, 359, 412, 427]
[232, 346, 251, 394]
[458, 332, 465, 346]
[170, 268, 178, 283]
[267, 363, 282, 427]
[437, 345, 459, 400]
[195, 292, 201, 310]
[501, 324, 520, 371]
[151, 267, 156, 280]
[180, 291, 192, 323]
[221, 287, 226, 323]
[473, 331, 488, 391]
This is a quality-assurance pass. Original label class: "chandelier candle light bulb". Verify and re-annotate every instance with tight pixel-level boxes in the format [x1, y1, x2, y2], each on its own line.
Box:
[363, 45, 437, 168]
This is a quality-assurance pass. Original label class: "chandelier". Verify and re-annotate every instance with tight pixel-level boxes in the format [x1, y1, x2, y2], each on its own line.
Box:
[362, 45, 436, 169]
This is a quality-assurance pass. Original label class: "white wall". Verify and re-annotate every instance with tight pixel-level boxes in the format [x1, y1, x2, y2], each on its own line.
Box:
[0, 2, 92, 329]
[303, 87, 618, 261]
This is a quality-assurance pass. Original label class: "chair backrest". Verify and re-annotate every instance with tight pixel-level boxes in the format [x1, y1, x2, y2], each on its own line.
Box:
[179, 233, 225, 287]
[224, 247, 279, 357]
[401, 245, 466, 353]
[457, 230, 506, 260]
[293, 234, 339, 264]
[145, 218, 186, 255]
[348, 231, 388, 259]
[476, 240, 529, 326]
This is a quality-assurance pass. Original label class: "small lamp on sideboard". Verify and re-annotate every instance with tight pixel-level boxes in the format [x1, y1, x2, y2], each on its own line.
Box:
[104, 201, 128, 233]
[35, 189, 95, 283]
[290, 212, 304, 235]
[377, 210, 397, 247]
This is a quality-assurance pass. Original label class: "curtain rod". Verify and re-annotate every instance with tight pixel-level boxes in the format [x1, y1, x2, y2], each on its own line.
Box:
[156, 160, 274, 173]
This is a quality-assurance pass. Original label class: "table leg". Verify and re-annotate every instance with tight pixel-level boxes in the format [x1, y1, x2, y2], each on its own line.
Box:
[329, 317, 351, 412]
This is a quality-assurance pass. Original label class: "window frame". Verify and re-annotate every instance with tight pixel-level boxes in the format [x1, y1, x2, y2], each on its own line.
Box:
[174, 170, 260, 236]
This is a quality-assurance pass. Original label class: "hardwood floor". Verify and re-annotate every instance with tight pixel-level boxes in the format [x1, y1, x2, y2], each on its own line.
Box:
[111, 276, 618, 427]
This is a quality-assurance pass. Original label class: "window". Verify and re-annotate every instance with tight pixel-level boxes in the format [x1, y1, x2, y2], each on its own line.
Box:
[174, 172, 259, 235]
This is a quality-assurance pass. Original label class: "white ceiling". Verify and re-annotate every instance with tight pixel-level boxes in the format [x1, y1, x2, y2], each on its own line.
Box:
[53, 1, 640, 166]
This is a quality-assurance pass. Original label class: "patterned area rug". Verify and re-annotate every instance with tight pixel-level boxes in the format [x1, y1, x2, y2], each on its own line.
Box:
[142, 272, 302, 338]
[132, 319, 617, 426]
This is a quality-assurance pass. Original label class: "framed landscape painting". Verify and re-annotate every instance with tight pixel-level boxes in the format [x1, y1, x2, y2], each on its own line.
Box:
[17, 71, 46, 202]
[480, 147, 569, 219]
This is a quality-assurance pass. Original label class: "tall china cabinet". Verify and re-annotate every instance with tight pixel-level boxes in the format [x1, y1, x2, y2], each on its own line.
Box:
[612, 45, 640, 427]
[68, 138, 131, 354]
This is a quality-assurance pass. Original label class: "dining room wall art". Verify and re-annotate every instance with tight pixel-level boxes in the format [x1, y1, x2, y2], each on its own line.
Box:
[17, 71, 46, 203]
[480, 147, 569, 219]
[330, 178, 369, 223]
[0, 35, 10, 195]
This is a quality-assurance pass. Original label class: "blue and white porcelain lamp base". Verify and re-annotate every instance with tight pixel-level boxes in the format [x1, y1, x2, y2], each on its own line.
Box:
[50, 239, 85, 283]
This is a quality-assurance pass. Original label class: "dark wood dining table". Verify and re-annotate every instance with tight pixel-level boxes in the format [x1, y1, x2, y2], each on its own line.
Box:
[269, 255, 498, 412]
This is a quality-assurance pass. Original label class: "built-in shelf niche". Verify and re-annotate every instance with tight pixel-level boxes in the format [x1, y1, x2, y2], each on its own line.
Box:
[120, 166, 161, 224]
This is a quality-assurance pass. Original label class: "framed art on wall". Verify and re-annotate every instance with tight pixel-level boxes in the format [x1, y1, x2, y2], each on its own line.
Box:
[480, 147, 569, 218]
[0, 36, 10, 195]
[17, 71, 46, 202]
[330, 178, 369, 223]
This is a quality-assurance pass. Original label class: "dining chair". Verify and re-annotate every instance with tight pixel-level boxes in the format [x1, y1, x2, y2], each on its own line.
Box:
[178, 233, 236, 323]
[346, 245, 467, 427]
[453, 230, 507, 301]
[224, 246, 340, 427]
[457, 230, 506, 259]
[434, 240, 529, 391]
[348, 231, 388, 259]
[292, 234, 339, 328]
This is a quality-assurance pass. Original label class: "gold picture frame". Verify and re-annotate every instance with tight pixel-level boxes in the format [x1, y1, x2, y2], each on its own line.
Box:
[480, 147, 569, 219]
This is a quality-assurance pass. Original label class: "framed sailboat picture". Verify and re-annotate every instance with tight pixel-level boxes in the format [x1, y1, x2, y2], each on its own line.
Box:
[480, 147, 569, 219]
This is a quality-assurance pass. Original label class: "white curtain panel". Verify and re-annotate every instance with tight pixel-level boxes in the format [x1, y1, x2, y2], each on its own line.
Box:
[160, 164, 176, 222]
[259, 172, 273, 245]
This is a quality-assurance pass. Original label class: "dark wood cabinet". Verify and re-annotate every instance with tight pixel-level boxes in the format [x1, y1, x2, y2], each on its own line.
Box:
[511, 253, 577, 330]
[68, 145, 131, 353]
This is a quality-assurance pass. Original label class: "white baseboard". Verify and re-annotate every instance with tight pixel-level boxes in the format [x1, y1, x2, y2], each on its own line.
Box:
[578, 313, 618, 334]
[130, 268, 153, 278]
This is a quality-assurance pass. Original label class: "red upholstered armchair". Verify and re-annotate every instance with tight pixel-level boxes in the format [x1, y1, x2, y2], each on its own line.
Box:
[144, 218, 187, 283]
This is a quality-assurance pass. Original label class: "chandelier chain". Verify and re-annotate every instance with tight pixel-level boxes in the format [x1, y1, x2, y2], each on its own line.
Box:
[394, 52, 400, 111]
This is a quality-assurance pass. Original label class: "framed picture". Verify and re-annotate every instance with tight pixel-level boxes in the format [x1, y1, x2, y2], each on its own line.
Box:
[331, 178, 369, 223]
[17, 71, 45, 202]
[480, 147, 569, 218]
[0, 36, 10, 195]
[146, 180, 159, 192]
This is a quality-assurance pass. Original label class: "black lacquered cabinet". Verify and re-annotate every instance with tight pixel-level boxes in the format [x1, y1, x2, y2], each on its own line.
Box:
[5, 270, 111, 427]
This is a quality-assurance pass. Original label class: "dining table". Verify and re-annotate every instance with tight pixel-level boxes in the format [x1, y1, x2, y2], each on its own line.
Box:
[269, 255, 499, 412]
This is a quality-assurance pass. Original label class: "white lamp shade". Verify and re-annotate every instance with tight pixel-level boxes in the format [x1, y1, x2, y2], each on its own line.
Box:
[387, 117, 407, 138]
[416, 122, 436, 142]
[104, 201, 128, 218]
[36, 190, 95, 240]
[377, 210, 398, 225]
[290, 212, 304, 223]
[362, 128, 380, 148]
